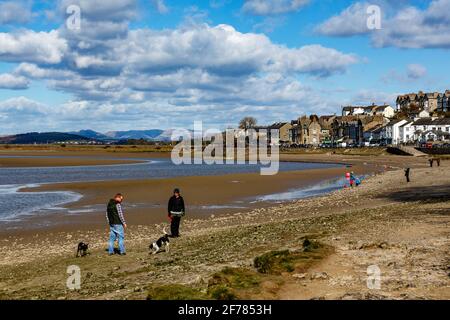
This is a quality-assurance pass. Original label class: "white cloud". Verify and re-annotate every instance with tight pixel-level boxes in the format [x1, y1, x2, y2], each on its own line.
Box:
[373, 0, 450, 48]
[151, 0, 169, 14]
[315, 2, 373, 36]
[0, 17, 360, 131]
[2, 23, 357, 105]
[425, 0, 450, 24]
[381, 64, 429, 84]
[350, 89, 397, 106]
[14, 63, 74, 79]
[242, 0, 309, 15]
[317, 0, 450, 49]
[122, 25, 358, 77]
[0, 1, 33, 24]
[59, 0, 137, 22]
[0, 30, 68, 64]
[0, 74, 30, 90]
[0, 97, 47, 114]
[407, 64, 427, 80]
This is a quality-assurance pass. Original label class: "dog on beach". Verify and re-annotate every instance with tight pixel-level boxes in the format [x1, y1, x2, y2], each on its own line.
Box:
[149, 228, 170, 254]
[76, 242, 89, 257]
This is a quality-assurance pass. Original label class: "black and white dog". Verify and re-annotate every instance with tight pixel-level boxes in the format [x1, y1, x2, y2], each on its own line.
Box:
[76, 242, 89, 257]
[149, 228, 170, 254]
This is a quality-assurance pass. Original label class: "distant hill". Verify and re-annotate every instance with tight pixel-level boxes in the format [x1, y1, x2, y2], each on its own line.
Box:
[0, 128, 194, 144]
[104, 129, 165, 140]
[70, 130, 111, 140]
[0, 132, 95, 144]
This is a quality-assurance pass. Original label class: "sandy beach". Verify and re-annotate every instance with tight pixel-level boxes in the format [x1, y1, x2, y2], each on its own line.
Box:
[0, 150, 417, 235]
[0, 150, 448, 300]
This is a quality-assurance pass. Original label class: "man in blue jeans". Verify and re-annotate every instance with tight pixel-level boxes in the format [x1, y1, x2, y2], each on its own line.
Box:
[106, 193, 127, 255]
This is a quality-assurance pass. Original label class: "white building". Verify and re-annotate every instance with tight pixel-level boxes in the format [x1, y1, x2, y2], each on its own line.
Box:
[398, 120, 414, 143]
[342, 106, 366, 116]
[411, 118, 450, 142]
[342, 104, 395, 119]
[371, 105, 395, 119]
[385, 119, 408, 145]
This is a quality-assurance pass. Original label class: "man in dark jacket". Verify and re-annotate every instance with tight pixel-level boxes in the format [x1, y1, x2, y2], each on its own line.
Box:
[107, 193, 127, 255]
[168, 188, 185, 237]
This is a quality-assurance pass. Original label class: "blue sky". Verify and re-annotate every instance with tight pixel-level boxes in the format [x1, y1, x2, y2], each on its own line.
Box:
[0, 0, 449, 134]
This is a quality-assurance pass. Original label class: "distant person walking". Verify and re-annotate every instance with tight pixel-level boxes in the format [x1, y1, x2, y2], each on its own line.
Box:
[405, 168, 411, 183]
[168, 188, 185, 238]
[106, 193, 127, 255]
[428, 159, 433, 167]
[436, 158, 441, 167]
[350, 172, 356, 188]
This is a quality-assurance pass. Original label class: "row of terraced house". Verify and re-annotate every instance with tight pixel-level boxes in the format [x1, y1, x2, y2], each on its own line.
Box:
[255, 91, 450, 147]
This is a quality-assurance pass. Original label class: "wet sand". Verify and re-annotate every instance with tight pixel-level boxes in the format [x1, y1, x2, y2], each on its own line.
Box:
[11, 166, 362, 234]
[0, 157, 145, 167]
[0, 156, 447, 300]
[0, 151, 425, 237]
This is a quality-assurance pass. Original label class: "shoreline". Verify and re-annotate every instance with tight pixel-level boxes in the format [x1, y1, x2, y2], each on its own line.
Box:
[0, 155, 147, 168]
[1, 164, 370, 237]
[0, 152, 427, 238]
[0, 157, 447, 299]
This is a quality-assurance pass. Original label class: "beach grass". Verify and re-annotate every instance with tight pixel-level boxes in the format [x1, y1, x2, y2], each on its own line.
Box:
[147, 284, 208, 300]
[145, 240, 331, 300]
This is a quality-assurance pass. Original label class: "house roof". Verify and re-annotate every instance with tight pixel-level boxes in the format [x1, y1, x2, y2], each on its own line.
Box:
[342, 106, 361, 111]
[431, 118, 450, 125]
[268, 122, 290, 129]
[399, 120, 413, 127]
[387, 119, 407, 126]
[412, 118, 434, 126]
[364, 124, 384, 133]
[426, 92, 439, 99]
[319, 115, 336, 129]
[413, 117, 450, 126]
[372, 105, 392, 112]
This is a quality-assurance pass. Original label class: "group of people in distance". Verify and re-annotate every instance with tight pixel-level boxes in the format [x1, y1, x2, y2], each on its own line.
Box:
[106, 188, 185, 255]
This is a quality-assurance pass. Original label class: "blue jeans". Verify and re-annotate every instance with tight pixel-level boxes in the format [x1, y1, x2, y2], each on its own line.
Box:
[109, 224, 125, 254]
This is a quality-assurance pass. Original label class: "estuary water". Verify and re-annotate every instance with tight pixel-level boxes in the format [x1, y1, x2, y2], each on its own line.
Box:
[0, 156, 341, 222]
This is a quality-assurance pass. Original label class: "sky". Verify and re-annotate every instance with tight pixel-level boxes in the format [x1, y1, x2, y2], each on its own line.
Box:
[0, 0, 449, 134]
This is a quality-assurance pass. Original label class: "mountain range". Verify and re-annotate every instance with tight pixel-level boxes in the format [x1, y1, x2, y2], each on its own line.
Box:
[0, 132, 94, 144]
[71, 129, 193, 141]
[0, 129, 183, 144]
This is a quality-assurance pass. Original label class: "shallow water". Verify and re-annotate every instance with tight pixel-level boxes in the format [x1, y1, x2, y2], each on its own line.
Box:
[0, 157, 339, 185]
[254, 177, 350, 202]
[0, 184, 82, 222]
[0, 156, 341, 222]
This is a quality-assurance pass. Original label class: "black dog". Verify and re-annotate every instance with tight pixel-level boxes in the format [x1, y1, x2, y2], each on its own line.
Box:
[76, 242, 89, 257]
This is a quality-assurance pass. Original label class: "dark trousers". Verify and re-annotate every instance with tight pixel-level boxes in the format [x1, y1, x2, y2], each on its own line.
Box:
[406, 175, 410, 183]
[171, 216, 181, 237]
